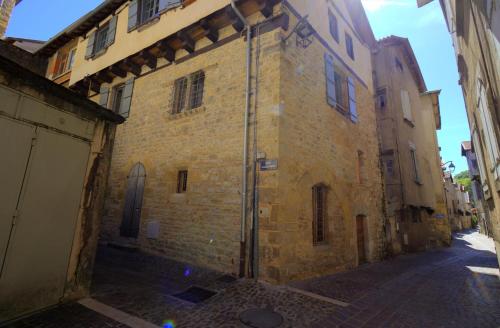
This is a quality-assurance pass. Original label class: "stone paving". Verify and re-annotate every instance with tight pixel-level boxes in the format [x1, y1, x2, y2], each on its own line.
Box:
[4, 229, 499, 328]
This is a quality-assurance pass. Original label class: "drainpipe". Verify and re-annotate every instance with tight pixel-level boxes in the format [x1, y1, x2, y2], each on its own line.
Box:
[231, 0, 252, 278]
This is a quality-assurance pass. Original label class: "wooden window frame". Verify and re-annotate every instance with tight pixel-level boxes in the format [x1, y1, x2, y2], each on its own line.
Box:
[94, 23, 110, 55]
[177, 170, 188, 193]
[112, 83, 126, 114]
[139, 0, 160, 25]
[172, 76, 188, 114]
[189, 70, 205, 109]
[328, 10, 339, 43]
[312, 184, 327, 245]
[345, 33, 354, 60]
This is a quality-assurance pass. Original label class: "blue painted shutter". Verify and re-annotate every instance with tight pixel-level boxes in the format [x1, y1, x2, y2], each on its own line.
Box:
[106, 16, 118, 47]
[85, 32, 96, 59]
[119, 78, 135, 118]
[99, 85, 110, 108]
[324, 53, 336, 107]
[348, 77, 358, 122]
[128, 0, 139, 31]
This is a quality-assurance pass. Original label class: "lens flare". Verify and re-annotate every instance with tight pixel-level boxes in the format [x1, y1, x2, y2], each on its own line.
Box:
[163, 320, 176, 328]
[184, 267, 191, 277]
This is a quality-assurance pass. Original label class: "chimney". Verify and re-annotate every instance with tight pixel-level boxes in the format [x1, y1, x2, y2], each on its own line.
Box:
[0, 0, 19, 37]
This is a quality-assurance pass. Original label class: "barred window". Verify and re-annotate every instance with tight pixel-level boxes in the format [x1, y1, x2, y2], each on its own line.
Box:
[171, 70, 205, 114]
[94, 23, 109, 54]
[172, 77, 188, 114]
[177, 170, 188, 193]
[312, 184, 327, 245]
[189, 70, 205, 109]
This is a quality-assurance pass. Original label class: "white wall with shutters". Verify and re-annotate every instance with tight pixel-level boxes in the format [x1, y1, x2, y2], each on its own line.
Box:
[401, 89, 413, 122]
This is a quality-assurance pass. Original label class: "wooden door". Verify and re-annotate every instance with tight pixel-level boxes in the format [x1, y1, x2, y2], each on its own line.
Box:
[356, 215, 366, 264]
[120, 163, 146, 238]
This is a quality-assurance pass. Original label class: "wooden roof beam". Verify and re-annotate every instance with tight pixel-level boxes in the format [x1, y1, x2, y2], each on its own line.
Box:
[156, 40, 175, 62]
[257, 0, 273, 18]
[108, 64, 127, 78]
[122, 59, 142, 77]
[200, 18, 219, 43]
[139, 50, 158, 70]
[225, 6, 245, 32]
[177, 30, 195, 53]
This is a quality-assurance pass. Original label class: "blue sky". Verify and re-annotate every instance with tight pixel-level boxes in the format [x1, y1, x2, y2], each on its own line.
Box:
[6, 0, 469, 173]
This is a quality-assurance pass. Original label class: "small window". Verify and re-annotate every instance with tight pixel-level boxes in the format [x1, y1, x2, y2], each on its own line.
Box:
[347, 77, 357, 122]
[334, 72, 344, 109]
[189, 70, 205, 109]
[177, 170, 188, 193]
[328, 10, 339, 42]
[357, 151, 365, 184]
[411, 207, 422, 223]
[312, 184, 327, 245]
[67, 48, 77, 71]
[386, 159, 395, 177]
[395, 57, 404, 72]
[345, 33, 354, 60]
[376, 89, 387, 110]
[410, 148, 421, 184]
[112, 84, 125, 113]
[94, 24, 110, 54]
[172, 77, 188, 114]
[140, 0, 160, 24]
[54, 52, 68, 76]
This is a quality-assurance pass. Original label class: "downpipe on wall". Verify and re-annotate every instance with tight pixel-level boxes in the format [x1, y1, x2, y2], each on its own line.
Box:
[231, 0, 252, 278]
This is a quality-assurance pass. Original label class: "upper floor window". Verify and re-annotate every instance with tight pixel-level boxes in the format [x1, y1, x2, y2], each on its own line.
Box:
[376, 88, 387, 110]
[347, 77, 357, 122]
[312, 184, 327, 245]
[401, 89, 413, 123]
[171, 70, 205, 114]
[140, 0, 160, 24]
[99, 78, 135, 118]
[328, 10, 339, 43]
[128, 0, 182, 31]
[85, 16, 117, 60]
[177, 170, 188, 193]
[67, 48, 76, 71]
[112, 84, 125, 114]
[345, 33, 354, 60]
[410, 145, 421, 184]
[395, 57, 404, 72]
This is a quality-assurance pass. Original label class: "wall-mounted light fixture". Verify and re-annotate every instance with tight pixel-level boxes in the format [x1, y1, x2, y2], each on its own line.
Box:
[282, 15, 315, 49]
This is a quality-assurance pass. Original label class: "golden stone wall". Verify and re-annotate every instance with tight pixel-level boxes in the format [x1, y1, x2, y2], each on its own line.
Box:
[0, 0, 16, 36]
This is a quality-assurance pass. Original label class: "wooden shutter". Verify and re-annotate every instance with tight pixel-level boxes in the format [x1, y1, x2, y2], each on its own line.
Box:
[401, 89, 412, 122]
[128, 0, 139, 31]
[477, 81, 500, 180]
[119, 78, 135, 118]
[52, 53, 62, 76]
[347, 76, 357, 122]
[106, 15, 118, 47]
[121, 163, 146, 238]
[324, 53, 336, 107]
[99, 85, 110, 108]
[85, 32, 96, 59]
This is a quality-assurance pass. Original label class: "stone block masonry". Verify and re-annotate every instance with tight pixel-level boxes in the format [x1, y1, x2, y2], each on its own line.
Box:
[0, 0, 16, 36]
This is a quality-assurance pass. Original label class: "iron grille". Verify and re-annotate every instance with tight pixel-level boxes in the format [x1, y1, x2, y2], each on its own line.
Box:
[177, 170, 188, 193]
[94, 24, 109, 54]
[313, 185, 326, 244]
[172, 77, 188, 114]
[189, 70, 205, 109]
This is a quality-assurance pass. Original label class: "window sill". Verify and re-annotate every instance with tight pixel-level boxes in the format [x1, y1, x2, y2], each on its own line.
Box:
[414, 180, 423, 186]
[168, 106, 206, 119]
[313, 243, 331, 250]
[87, 48, 108, 61]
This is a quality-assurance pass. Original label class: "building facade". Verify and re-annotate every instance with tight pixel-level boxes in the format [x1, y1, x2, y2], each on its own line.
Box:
[0, 0, 20, 36]
[36, 0, 386, 283]
[461, 140, 492, 235]
[373, 36, 451, 254]
[419, 0, 500, 266]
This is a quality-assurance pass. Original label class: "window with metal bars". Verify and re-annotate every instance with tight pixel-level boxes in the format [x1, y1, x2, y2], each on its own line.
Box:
[177, 170, 188, 193]
[172, 77, 188, 114]
[171, 70, 205, 114]
[312, 184, 327, 245]
[189, 70, 205, 109]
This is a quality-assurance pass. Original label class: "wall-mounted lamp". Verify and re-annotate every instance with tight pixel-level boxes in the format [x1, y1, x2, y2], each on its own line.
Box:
[441, 161, 456, 173]
[282, 15, 315, 49]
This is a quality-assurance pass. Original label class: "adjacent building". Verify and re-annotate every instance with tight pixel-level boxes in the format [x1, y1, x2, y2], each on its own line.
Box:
[0, 41, 124, 322]
[419, 1, 500, 266]
[35, 0, 386, 283]
[373, 36, 451, 254]
[444, 172, 472, 232]
[0, 0, 20, 36]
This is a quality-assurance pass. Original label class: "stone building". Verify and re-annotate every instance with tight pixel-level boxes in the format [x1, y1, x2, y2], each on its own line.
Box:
[0, 0, 19, 36]
[419, 0, 500, 267]
[444, 172, 472, 232]
[0, 42, 123, 322]
[372, 36, 451, 254]
[461, 140, 492, 235]
[36, 0, 385, 283]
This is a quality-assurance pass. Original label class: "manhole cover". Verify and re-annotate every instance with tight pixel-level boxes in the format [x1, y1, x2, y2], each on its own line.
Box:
[239, 308, 284, 328]
[172, 286, 217, 304]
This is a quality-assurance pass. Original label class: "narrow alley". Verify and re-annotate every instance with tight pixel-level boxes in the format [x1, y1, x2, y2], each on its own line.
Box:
[7, 230, 499, 328]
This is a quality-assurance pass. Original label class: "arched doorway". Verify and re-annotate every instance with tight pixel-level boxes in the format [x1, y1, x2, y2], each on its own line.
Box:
[356, 215, 367, 264]
[120, 162, 146, 238]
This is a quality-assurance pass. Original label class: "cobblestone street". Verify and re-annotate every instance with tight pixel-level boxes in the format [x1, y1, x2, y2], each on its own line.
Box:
[5, 230, 499, 328]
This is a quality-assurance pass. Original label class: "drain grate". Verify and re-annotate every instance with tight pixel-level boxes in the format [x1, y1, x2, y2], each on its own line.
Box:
[216, 275, 238, 283]
[239, 308, 284, 328]
[172, 286, 217, 304]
